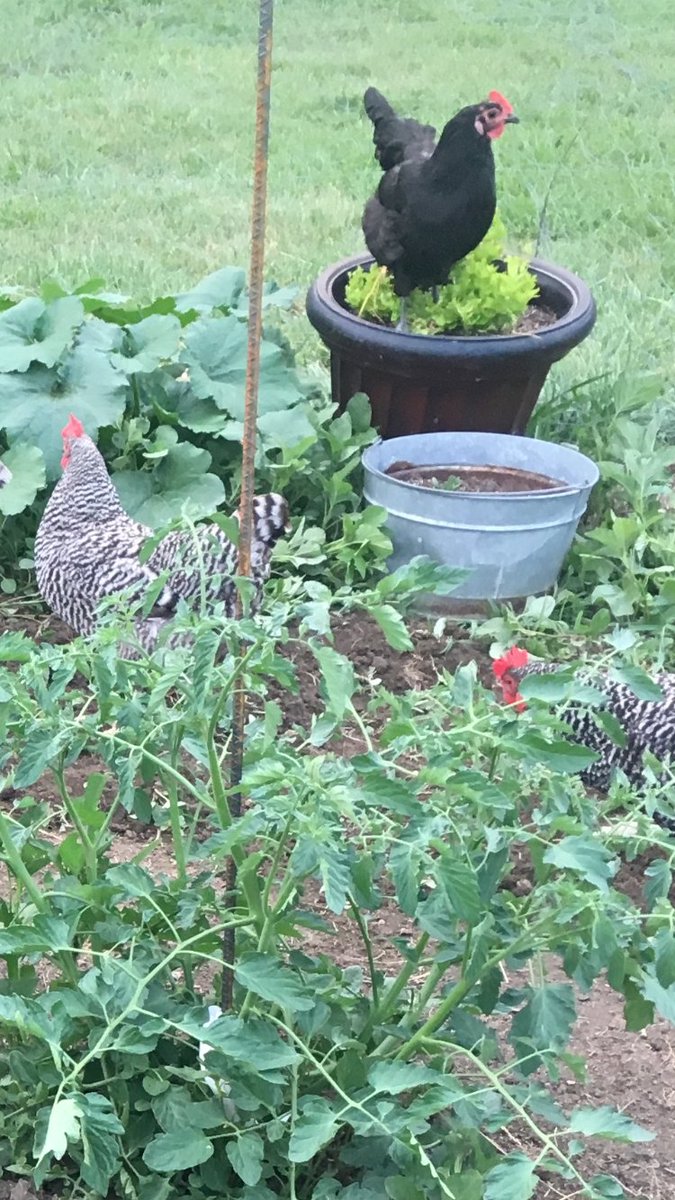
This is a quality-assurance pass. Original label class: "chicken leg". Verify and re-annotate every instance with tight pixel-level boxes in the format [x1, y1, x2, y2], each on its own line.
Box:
[395, 296, 410, 333]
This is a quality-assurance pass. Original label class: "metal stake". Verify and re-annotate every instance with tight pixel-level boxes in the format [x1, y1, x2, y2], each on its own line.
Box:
[222, 0, 274, 1011]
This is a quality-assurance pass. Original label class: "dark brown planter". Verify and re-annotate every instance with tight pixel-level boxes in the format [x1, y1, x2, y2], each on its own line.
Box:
[305, 253, 596, 437]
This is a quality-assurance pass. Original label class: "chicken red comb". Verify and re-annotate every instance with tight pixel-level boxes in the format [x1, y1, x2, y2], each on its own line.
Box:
[492, 645, 529, 679]
[488, 90, 513, 115]
[62, 414, 84, 440]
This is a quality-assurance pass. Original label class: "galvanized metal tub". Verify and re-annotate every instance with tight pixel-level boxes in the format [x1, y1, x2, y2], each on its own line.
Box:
[362, 431, 599, 603]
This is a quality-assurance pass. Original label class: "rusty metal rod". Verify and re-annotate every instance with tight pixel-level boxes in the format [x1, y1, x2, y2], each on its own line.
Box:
[222, 0, 275, 1011]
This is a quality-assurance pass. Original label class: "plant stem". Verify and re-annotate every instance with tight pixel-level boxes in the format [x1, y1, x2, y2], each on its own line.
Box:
[359, 932, 430, 1044]
[206, 696, 264, 928]
[0, 809, 80, 985]
[425, 1037, 591, 1192]
[53, 761, 97, 884]
[348, 897, 379, 1007]
[165, 728, 187, 885]
[388, 916, 553, 1062]
[0, 809, 48, 913]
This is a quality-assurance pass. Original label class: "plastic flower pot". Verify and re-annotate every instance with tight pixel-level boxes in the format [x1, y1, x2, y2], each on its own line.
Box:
[362, 431, 599, 606]
[306, 253, 596, 437]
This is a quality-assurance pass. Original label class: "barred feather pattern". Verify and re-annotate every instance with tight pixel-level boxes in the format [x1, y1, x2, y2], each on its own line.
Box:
[511, 660, 675, 829]
[35, 434, 289, 654]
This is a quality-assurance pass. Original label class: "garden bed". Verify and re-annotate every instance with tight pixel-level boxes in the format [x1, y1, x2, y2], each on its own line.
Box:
[0, 609, 673, 1199]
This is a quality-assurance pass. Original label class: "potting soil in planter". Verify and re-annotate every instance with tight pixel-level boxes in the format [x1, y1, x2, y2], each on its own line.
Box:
[385, 461, 567, 494]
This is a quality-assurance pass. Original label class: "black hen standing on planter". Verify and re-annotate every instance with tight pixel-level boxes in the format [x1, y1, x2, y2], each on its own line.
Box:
[362, 88, 519, 331]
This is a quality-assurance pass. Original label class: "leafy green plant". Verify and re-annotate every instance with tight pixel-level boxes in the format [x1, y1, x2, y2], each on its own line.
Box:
[345, 217, 539, 335]
[0, 269, 307, 517]
[0, 586, 671, 1200]
[0, 265, 393, 590]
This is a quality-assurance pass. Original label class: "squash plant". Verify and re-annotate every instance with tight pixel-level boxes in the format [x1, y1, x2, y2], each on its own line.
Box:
[0, 269, 390, 591]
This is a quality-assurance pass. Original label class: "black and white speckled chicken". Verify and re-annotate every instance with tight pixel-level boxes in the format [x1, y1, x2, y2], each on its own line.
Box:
[34, 415, 290, 655]
[362, 86, 519, 330]
[493, 646, 675, 827]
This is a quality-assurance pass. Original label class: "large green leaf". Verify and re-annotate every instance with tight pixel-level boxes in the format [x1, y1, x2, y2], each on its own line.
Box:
[234, 281, 300, 315]
[510, 984, 576, 1074]
[0, 338, 128, 480]
[610, 665, 664, 702]
[318, 846, 352, 914]
[0, 295, 84, 372]
[0, 926, 52, 955]
[0, 442, 46, 515]
[234, 953, 315, 1012]
[543, 835, 617, 891]
[288, 1099, 341, 1163]
[14, 727, 71, 788]
[654, 928, 675, 988]
[520, 731, 598, 774]
[369, 603, 414, 651]
[484, 1154, 537, 1200]
[587, 1176, 626, 1198]
[389, 843, 419, 915]
[176, 391, 242, 436]
[113, 441, 225, 527]
[257, 405, 316, 449]
[183, 314, 303, 418]
[225, 1133, 264, 1186]
[180, 1012, 300, 1070]
[34, 1097, 81, 1164]
[439, 858, 483, 924]
[312, 644, 355, 721]
[76, 1092, 124, 1195]
[143, 1128, 214, 1172]
[518, 670, 575, 702]
[111, 314, 182, 375]
[568, 1106, 654, 1143]
[176, 267, 246, 313]
[641, 967, 675, 1023]
[367, 1062, 442, 1094]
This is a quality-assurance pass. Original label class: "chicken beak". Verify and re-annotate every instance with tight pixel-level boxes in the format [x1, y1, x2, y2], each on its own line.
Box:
[0, 461, 12, 488]
[504, 113, 520, 124]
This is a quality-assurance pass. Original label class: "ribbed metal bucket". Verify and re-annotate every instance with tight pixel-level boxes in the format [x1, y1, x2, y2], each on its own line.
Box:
[362, 432, 599, 602]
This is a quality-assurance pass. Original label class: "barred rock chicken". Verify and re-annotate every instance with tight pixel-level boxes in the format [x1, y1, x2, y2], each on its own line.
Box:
[35, 416, 290, 655]
[493, 646, 675, 828]
[362, 87, 518, 330]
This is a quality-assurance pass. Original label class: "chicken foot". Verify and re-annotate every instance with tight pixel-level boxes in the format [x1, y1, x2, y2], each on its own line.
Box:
[395, 296, 410, 333]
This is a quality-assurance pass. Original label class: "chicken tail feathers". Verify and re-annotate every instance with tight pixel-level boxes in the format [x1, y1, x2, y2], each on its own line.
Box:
[364, 86, 396, 125]
[363, 86, 437, 171]
[238, 493, 291, 547]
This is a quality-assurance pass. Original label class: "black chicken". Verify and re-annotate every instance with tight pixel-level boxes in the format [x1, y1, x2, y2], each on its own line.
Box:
[362, 87, 519, 330]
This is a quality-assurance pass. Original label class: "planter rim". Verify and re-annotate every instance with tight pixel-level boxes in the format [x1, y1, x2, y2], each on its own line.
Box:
[362, 431, 600, 503]
[306, 252, 596, 368]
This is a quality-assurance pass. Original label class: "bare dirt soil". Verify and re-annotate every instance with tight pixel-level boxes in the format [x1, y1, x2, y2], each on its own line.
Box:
[1, 609, 673, 1198]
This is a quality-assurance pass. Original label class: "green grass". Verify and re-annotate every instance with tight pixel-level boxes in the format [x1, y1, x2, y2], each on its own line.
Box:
[1, 0, 674, 385]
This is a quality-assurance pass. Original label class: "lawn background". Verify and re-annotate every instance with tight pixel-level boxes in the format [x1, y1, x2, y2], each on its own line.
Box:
[1, 0, 673, 387]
